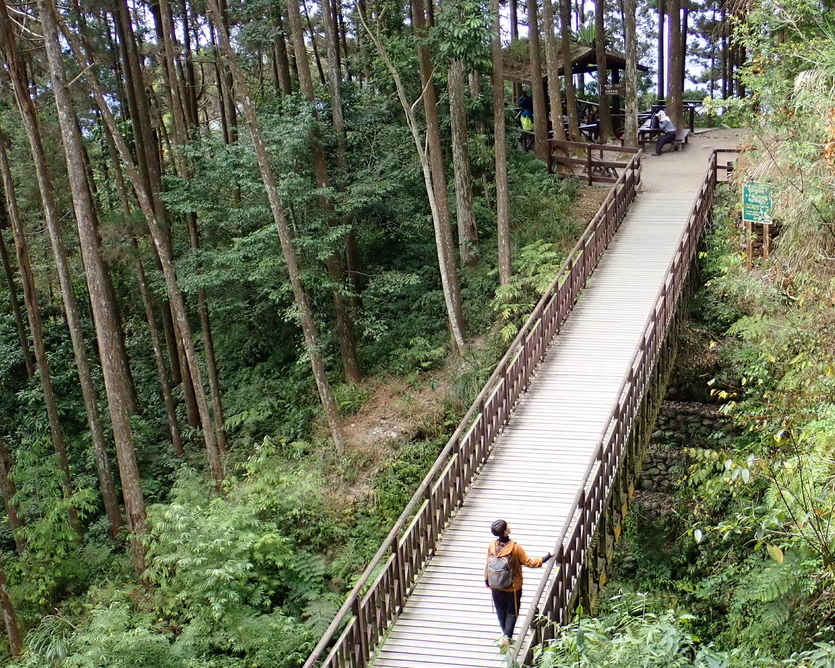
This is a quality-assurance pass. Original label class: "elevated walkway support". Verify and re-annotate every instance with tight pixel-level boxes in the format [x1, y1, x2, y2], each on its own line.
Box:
[306, 150, 735, 668]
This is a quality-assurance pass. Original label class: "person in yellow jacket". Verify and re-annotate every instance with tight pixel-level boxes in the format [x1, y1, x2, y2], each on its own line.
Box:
[484, 519, 552, 642]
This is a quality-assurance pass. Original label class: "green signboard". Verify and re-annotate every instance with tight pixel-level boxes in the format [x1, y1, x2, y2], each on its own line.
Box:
[743, 182, 773, 225]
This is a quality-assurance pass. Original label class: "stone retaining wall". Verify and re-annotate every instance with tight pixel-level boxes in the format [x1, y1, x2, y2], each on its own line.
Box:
[639, 400, 738, 492]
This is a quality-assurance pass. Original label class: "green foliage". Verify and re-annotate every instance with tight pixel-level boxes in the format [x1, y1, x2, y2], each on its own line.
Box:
[491, 240, 563, 341]
[535, 593, 835, 668]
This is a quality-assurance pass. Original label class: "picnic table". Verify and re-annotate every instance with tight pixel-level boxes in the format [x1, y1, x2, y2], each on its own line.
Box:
[638, 118, 690, 153]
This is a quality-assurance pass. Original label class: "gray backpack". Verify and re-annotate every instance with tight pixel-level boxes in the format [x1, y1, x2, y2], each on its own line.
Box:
[487, 543, 514, 589]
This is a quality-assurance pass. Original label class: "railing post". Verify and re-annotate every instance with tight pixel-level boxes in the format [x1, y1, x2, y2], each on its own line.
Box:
[587, 145, 593, 186]
[352, 596, 368, 668]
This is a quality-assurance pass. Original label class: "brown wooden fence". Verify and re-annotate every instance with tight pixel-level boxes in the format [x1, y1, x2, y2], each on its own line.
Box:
[511, 148, 738, 666]
[547, 140, 641, 185]
[302, 152, 643, 668]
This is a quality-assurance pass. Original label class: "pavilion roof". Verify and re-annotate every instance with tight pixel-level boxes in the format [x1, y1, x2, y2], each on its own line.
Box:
[502, 38, 649, 83]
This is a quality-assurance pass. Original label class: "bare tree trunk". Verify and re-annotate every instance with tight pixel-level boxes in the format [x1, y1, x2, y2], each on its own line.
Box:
[0, 222, 33, 378]
[0, 438, 25, 556]
[595, 0, 614, 141]
[101, 115, 184, 456]
[510, 0, 521, 102]
[448, 59, 478, 267]
[491, 0, 512, 286]
[286, 0, 363, 384]
[321, 0, 362, 303]
[666, 0, 683, 128]
[624, 0, 639, 146]
[40, 0, 148, 574]
[217, 0, 238, 142]
[721, 8, 728, 98]
[0, 130, 87, 542]
[302, 0, 327, 86]
[111, 0, 184, 406]
[559, 0, 581, 140]
[528, 0, 549, 160]
[411, 0, 466, 353]
[0, 555, 20, 657]
[734, 45, 745, 97]
[136, 254, 184, 456]
[158, 0, 228, 457]
[202, 0, 346, 452]
[59, 15, 226, 483]
[181, 1, 200, 129]
[657, 0, 665, 100]
[274, 7, 292, 94]
[681, 4, 688, 90]
[0, 12, 114, 538]
[542, 0, 567, 143]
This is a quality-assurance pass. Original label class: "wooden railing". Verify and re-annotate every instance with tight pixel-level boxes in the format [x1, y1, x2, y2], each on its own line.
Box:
[303, 152, 643, 668]
[547, 140, 641, 186]
[512, 148, 737, 666]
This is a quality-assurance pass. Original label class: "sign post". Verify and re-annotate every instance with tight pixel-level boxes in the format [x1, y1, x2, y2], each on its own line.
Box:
[742, 182, 773, 262]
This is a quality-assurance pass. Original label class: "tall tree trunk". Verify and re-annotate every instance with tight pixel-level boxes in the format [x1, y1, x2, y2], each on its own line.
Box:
[510, 0, 520, 102]
[657, 0, 665, 100]
[204, 0, 347, 452]
[491, 0, 512, 285]
[60, 15, 226, 484]
[666, 0, 683, 128]
[158, 0, 228, 457]
[528, 0, 549, 160]
[0, 12, 115, 539]
[321, 0, 362, 303]
[286, 0, 363, 384]
[624, 0, 639, 146]
[0, 130, 86, 540]
[182, 1, 200, 129]
[448, 59, 478, 267]
[681, 3, 689, 91]
[77, 113, 139, 416]
[273, 7, 292, 94]
[0, 438, 25, 556]
[102, 107, 183, 457]
[734, 44, 745, 96]
[721, 8, 729, 98]
[302, 0, 327, 86]
[0, 223, 33, 378]
[595, 0, 614, 142]
[111, 0, 185, 408]
[217, 0, 239, 142]
[542, 0, 567, 143]
[0, 555, 20, 657]
[411, 0, 466, 353]
[40, 0, 148, 574]
[559, 0, 581, 140]
[358, 11, 468, 354]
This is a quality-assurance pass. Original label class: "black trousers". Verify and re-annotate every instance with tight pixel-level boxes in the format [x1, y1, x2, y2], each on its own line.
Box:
[492, 588, 522, 638]
[656, 131, 677, 154]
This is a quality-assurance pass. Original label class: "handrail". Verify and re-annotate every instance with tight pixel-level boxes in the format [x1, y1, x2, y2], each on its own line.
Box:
[303, 151, 643, 668]
[511, 148, 738, 666]
[548, 140, 640, 185]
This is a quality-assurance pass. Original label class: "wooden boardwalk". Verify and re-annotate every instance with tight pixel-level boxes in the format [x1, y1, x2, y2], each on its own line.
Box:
[372, 192, 696, 668]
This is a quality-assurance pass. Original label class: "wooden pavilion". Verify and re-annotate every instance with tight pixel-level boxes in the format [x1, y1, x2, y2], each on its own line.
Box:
[503, 38, 649, 134]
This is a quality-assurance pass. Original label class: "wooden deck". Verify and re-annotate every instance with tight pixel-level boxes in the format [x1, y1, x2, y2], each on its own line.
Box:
[371, 193, 696, 668]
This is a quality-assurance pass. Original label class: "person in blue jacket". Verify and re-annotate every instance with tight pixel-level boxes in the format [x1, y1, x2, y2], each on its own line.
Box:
[518, 91, 534, 131]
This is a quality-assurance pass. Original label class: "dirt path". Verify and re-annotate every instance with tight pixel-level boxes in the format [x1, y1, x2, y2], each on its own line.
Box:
[640, 128, 742, 193]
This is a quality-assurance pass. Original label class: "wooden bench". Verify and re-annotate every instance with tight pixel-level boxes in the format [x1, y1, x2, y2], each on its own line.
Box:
[671, 128, 690, 151]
